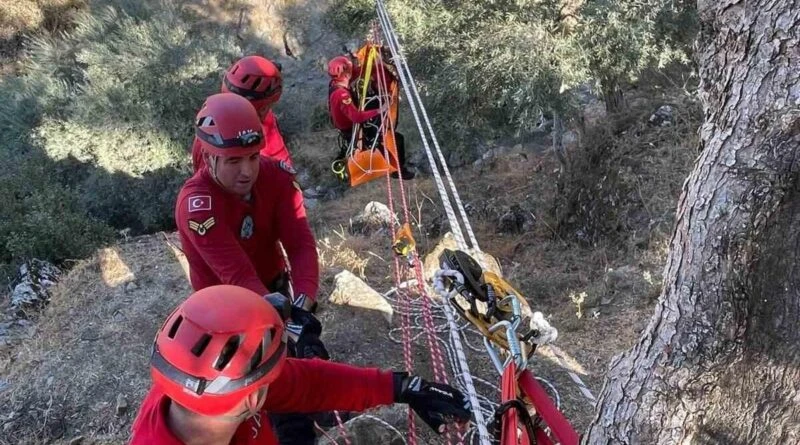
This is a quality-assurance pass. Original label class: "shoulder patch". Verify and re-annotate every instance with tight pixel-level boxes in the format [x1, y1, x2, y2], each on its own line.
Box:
[342, 97, 352, 105]
[292, 181, 302, 192]
[279, 160, 297, 175]
[188, 195, 212, 213]
[188, 217, 216, 236]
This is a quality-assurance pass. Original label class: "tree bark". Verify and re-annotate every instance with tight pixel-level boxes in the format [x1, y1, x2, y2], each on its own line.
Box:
[552, 109, 569, 173]
[601, 79, 625, 113]
[584, 1, 800, 444]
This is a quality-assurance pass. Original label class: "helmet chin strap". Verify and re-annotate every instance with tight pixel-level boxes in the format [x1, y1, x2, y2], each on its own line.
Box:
[208, 154, 220, 184]
[215, 386, 269, 423]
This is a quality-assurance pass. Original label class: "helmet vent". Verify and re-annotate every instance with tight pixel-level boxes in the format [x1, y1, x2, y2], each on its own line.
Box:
[214, 335, 241, 371]
[247, 340, 264, 374]
[231, 65, 239, 75]
[241, 74, 251, 85]
[197, 116, 215, 128]
[167, 315, 183, 339]
[251, 77, 262, 90]
[191, 333, 213, 357]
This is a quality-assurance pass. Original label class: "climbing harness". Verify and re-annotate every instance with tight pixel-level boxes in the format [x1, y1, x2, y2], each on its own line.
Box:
[330, 43, 402, 187]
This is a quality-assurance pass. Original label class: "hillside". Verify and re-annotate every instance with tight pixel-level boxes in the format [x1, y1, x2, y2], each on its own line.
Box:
[0, 102, 699, 442]
[0, 1, 703, 444]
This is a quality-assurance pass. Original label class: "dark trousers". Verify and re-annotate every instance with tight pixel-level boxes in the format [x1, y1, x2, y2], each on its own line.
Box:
[268, 351, 317, 445]
[267, 274, 317, 445]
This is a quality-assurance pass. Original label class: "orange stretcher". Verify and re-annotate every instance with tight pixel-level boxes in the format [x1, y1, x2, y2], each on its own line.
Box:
[345, 43, 401, 187]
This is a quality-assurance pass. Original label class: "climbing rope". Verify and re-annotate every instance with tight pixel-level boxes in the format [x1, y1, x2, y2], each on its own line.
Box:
[369, 2, 597, 444]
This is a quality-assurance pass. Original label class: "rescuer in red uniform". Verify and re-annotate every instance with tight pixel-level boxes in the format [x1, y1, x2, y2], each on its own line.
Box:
[327, 55, 415, 179]
[130, 285, 472, 445]
[191, 56, 293, 172]
[176, 93, 322, 444]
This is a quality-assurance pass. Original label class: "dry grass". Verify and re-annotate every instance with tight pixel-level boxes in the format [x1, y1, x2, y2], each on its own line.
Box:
[0, 236, 191, 444]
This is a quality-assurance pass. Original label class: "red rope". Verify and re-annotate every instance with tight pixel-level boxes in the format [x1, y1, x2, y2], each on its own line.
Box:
[370, 28, 462, 444]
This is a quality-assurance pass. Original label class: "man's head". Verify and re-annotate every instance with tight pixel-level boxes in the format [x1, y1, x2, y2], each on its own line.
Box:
[327, 56, 353, 84]
[195, 93, 265, 197]
[222, 56, 282, 119]
[150, 285, 287, 419]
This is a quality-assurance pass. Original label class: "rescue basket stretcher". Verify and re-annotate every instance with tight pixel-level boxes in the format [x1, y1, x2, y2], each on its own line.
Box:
[333, 43, 401, 187]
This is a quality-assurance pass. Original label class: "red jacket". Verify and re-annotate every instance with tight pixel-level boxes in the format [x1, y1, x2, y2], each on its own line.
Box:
[129, 359, 395, 445]
[175, 158, 318, 298]
[328, 85, 382, 131]
[192, 109, 292, 172]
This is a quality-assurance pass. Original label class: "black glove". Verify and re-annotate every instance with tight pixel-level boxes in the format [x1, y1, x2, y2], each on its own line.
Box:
[293, 331, 330, 360]
[263, 292, 291, 321]
[393, 373, 472, 434]
[286, 307, 329, 359]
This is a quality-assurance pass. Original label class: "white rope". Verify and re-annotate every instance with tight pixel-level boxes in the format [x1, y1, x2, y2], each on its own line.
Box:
[374, 1, 468, 251]
[375, 0, 480, 253]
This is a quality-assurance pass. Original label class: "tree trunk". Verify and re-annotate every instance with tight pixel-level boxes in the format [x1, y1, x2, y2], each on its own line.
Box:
[584, 1, 800, 444]
[552, 109, 569, 173]
[601, 79, 625, 113]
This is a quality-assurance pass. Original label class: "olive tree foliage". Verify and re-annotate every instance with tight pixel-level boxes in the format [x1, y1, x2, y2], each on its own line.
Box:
[578, 0, 697, 111]
[0, 1, 243, 275]
[330, 0, 697, 139]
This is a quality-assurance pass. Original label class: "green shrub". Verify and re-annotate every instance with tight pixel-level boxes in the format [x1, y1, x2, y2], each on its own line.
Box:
[0, 1, 249, 275]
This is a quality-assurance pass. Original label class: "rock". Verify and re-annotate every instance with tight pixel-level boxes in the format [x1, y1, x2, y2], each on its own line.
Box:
[0, 380, 8, 394]
[69, 436, 85, 445]
[328, 270, 393, 324]
[562, 130, 580, 152]
[319, 405, 406, 445]
[350, 202, 396, 235]
[10, 259, 61, 314]
[422, 232, 503, 282]
[3, 421, 15, 432]
[125, 281, 138, 292]
[648, 105, 675, 127]
[304, 198, 319, 210]
[115, 394, 128, 416]
[497, 204, 531, 234]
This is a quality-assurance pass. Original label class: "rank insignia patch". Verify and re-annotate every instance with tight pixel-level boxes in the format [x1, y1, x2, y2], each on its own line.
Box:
[188, 217, 216, 236]
[279, 160, 297, 175]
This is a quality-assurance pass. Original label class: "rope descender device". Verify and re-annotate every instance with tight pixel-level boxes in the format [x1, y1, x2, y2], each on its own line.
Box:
[435, 249, 544, 374]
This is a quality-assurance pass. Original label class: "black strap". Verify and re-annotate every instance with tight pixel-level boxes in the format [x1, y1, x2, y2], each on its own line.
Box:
[491, 399, 540, 444]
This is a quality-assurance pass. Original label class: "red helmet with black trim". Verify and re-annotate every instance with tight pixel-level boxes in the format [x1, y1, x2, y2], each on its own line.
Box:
[327, 56, 353, 80]
[221, 56, 283, 114]
[150, 285, 287, 416]
[195, 93, 265, 157]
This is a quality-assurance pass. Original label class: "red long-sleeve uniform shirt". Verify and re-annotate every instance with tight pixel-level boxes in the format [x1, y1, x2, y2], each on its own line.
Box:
[328, 85, 382, 131]
[191, 109, 292, 172]
[129, 359, 395, 444]
[175, 158, 318, 298]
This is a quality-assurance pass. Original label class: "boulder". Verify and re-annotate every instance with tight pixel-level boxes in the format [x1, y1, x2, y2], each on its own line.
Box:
[10, 260, 61, 314]
[497, 204, 533, 234]
[422, 232, 503, 282]
[648, 105, 675, 127]
[350, 201, 397, 235]
[328, 270, 393, 324]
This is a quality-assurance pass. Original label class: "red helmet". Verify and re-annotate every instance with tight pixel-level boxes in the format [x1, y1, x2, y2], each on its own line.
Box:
[195, 93, 265, 157]
[150, 285, 287, 416]
[221, 56, 283, 114]
[328, 56, 353, 80]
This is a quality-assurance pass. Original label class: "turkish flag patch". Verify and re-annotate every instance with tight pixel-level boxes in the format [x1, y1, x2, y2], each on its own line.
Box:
[188, 195, 212, 212]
